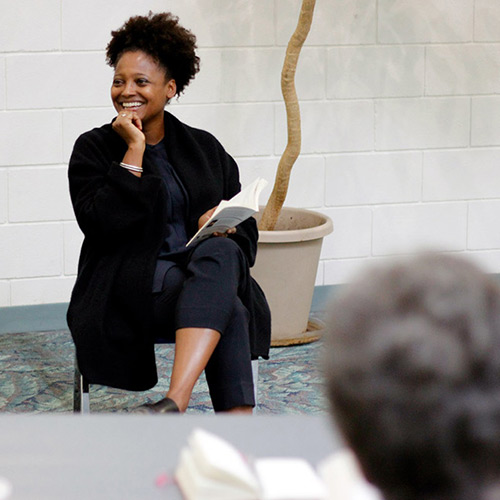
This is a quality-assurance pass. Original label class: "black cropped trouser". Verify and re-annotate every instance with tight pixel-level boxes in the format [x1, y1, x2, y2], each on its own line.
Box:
[151, 237, 255, 411]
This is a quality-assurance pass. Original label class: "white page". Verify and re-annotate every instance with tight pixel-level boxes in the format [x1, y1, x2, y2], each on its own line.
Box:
[211, 177, 268, 217]
[176, 447, 257, 500]
[255, 457, 328, 500]
[317, 450, 382, 500]
[189, 428, 259, 492]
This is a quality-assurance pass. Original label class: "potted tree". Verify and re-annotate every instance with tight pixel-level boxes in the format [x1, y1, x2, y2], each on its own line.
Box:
[251, 0, 333, 345]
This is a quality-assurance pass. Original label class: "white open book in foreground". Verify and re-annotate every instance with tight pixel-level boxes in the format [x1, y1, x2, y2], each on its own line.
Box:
[186, 177, 268, 247]
[175, 428, 328, 500]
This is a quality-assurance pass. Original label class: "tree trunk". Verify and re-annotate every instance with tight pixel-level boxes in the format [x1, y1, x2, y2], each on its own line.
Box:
[258, 0, 316, 231]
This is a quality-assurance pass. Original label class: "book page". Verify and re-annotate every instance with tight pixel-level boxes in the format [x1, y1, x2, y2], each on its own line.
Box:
[317, 450, 382, 500]
[189, 428, 259, 491]
[255, 458, 327, 500]
[215, 177, 267, 214]
[176, 446, 257, 500]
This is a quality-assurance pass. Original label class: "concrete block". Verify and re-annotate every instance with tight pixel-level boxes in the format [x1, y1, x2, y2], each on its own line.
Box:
[9, 167, 74, 222]
[426, 45, 500, 96]
[178, 49, 222, 104]
[62, 0, 173, 50]
[424, 150, 500, 201]
[221, 49, 282, 103]
[171, 104, 275, 157]
[327, 46, 424, 99]
[0, 0, 60, 51]
[221, 47, 325, 103]
[325, 152, 422, 206]
[324, 257, 376, 285]
[0, 281, 9, 307]
[0, 224, 63, 279]
[0, 170, 7, 223]
[0, 111, 62, 166]
[466, 250, 500, 274]
[238, 155, 325, 210]
[64, 222, 84, 276]
[283, 156, 326, 209]
[315, 262, 324, 287]
[372, 203, 467, 255]
[471, 97, 500, 146]
[296, 48, 327, 101]
[276, 101, 374, 154]
[474, 0, 500, 42]
[7, 54, 111, 110]
[0, 58, 5, 109]
[236, 157, 277, 207]
[378, 0, 474, 43]
[468, 201, 500, 250]
[276, 0, 377, 46]
[375, 98, 470, 150]
[180, 0, 275, 47]
[11, 276, 76, 306]
[320, 207, 372, 259]
[63, 0, 274, 49]
[63, 108, 116, 162]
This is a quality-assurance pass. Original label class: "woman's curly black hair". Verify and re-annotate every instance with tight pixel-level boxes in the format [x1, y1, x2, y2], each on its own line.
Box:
[106, 12, 200, 97]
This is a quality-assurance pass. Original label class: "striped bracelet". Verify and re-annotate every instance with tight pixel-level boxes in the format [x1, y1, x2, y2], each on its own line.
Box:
[120, 162, 143, 173]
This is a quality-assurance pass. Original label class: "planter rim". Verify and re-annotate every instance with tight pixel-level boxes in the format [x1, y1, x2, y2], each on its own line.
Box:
[257, 206, 333, 243]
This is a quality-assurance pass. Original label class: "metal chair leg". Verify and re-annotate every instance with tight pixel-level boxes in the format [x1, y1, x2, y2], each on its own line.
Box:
[251, 359, 259, 412]
[73, 359, 90, 414]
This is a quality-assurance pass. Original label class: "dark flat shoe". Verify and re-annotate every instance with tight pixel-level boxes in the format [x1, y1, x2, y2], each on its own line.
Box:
[135, 397, 180, 414]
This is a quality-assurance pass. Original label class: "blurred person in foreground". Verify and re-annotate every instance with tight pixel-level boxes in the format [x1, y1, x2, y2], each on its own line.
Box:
[323, 253, 500, 500]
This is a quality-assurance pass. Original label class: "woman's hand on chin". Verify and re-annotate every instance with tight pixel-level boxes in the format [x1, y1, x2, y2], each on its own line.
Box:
[113, 111, 145, 149]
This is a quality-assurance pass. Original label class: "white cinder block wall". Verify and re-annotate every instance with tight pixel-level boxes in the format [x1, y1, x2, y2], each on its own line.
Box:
[1, 0, 500, 307]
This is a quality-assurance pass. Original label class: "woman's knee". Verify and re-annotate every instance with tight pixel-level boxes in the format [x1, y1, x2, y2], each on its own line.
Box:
[188, 238, 245, 282]
[192, 236, 242, 261]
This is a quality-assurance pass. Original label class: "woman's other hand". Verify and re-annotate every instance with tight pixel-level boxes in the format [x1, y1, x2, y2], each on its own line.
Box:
[214, 227, 236, 237]
[198, 207, 236, 237]
[198, 207, 217, 229]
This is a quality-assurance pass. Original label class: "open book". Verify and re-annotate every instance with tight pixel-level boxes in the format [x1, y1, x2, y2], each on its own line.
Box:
[317, 450, 382, 500]
[175, 428, 327, 500]
[186, 177, 268, 247]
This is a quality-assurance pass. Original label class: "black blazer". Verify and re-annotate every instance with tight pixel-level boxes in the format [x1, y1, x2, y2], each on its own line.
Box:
[67, 111, 270, 391]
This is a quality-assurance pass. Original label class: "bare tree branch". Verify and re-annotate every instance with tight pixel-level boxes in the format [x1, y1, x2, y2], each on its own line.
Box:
[259, 0, 316, 231]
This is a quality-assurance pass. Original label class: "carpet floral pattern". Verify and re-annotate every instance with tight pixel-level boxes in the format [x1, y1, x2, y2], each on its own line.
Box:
[0, 330, 328, 414]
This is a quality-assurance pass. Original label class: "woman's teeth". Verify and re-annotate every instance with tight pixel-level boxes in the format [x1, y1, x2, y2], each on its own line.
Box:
[122, 102, 143, 109]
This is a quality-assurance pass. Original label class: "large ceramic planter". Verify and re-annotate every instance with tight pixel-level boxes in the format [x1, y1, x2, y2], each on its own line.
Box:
[251, 207, 333, 346]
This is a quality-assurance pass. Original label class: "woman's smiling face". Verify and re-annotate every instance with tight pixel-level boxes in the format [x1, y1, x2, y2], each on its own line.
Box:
[111, 50, 176, 127]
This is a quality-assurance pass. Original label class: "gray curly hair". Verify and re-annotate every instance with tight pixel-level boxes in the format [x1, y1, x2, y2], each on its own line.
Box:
[324, 253, 500, 500]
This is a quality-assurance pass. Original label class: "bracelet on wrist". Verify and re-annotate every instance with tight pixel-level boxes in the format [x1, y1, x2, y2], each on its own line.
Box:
[120, 162, 143, 173]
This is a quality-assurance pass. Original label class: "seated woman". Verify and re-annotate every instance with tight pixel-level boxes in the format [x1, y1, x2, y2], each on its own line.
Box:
[67, 12, 271, 414]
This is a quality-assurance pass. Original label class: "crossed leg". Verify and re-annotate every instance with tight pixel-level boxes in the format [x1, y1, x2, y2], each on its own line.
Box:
[151, 238, 254, 413]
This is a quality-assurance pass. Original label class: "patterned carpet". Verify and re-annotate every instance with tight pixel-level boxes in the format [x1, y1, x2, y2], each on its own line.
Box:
[0, 328, 328, 414]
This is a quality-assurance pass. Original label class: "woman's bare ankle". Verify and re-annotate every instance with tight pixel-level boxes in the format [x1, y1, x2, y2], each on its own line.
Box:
[165, 392, 188, 413]
[225, 405, 253, 414]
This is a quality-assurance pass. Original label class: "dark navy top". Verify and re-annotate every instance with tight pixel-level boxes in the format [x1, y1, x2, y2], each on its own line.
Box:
[145, 141, 189, 292]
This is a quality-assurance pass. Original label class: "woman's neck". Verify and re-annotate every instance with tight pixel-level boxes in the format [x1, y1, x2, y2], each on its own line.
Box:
[144, 116, 165, 146]
[146, 132, 165, 146]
